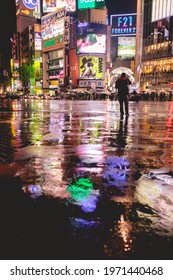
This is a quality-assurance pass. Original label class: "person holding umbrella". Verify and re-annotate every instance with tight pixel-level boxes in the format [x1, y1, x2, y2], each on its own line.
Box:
[115, 72, 131, 117]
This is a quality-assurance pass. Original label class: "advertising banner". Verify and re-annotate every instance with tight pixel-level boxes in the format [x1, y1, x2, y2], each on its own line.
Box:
[111, 13, 136, 36]
[42, 17, 64, 41]
[34, 60, 41, 79]
[42, 36, 64, 51]
[11, 34, 18, 60]
[41, 7, 66, 33]
[79, 55, 105, 79]
[42, 0, 76, 13]
[70, 21, 77, 49]
[79, 80, 105, 87]
[34, 24, 41, 51]
[118, 37, 136, 59]
[69, 49, 78, 85]
[34, 32, 42, 51]
[16, 0, 41, 19]
[42, 11, 70, 51]
[78, 0, 105, 10]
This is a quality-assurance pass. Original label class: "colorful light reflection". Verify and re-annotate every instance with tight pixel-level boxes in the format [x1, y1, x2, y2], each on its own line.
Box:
[67, 178, 99, 213]
[23, 184, 42, 198]
[103, 156, 129, 188]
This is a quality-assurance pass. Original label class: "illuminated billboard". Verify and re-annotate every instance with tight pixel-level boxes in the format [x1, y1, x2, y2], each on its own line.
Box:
[79, 55, 105, 79]
[110, 13, 136, 36]
[34, 24, 41, 51]
[42, 0, 76, 13]
[70, 21, 77, 49]
[42, 17, 64, 41]
[78, 0, 105, 10]
[118, 37, 136, 59]
[69, 49, 78, 85]
[34, 59, 41, 79]
[16, 0, 41, 19]
[77, 23, 107, 54]
[42, 11, 70, 51]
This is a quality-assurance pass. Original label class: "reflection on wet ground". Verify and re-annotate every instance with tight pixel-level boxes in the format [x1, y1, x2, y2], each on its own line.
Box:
[0, 99, 173, 259]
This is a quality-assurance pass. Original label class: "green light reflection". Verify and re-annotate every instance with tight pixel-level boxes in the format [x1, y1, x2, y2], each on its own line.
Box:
[67, 178, 93, 200]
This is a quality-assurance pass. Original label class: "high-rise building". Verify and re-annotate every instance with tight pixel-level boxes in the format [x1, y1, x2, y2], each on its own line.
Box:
[140, 0, 173, 91]
[76, 2, 109, 89]
[12, 0, 42, 93]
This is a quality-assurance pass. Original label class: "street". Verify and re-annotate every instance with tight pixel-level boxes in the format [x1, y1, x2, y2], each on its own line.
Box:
[0, 99, 173, 260]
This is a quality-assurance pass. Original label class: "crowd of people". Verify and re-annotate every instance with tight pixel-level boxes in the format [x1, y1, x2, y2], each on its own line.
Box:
[139, 90, 173, 101]
[57, 87, 173, 103]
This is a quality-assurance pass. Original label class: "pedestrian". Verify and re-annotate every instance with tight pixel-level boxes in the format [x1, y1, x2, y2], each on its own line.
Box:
[115, 72, 131, 116]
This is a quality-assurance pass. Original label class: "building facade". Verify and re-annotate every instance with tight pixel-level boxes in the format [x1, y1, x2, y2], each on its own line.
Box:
[42, 1, 109, 90]
[11, 0, 42, 93]
[41, 8, 70, 90]
[140, 0, 173, 90]
[11, 0, 111, 93]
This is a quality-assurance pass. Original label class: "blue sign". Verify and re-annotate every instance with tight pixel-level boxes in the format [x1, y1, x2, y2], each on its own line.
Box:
[110, 13, 136, 36]
[22, 0, 37, 9]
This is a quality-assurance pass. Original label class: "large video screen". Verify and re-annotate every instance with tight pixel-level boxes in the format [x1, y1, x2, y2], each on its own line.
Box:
[77, 34, 106, 54]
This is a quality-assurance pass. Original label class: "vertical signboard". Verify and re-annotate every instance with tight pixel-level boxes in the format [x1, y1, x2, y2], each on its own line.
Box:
[64, 16, 70, 45]
[70, 20, 77, 49]
[12, 34, 18, 60]
[34, 24, 42, 51]
[69, 49, 78, 85]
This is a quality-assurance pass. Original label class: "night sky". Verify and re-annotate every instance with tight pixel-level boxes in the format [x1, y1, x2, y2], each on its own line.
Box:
[0, 0, 16, 61]
[105, 0, 137, 15]
[0, 0, 137, 60]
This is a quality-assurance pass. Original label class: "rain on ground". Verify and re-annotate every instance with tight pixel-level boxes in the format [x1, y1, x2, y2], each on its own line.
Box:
[0, 99, 173, 260]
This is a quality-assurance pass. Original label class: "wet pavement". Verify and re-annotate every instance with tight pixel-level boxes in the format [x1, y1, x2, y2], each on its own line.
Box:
[0, 99, 173, 260]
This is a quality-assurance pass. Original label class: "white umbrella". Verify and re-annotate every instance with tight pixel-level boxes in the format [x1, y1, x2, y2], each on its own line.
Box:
[111, 67, 134, 75]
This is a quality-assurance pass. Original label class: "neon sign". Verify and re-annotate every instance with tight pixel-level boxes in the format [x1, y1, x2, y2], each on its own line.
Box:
[78, 0, 105, 9]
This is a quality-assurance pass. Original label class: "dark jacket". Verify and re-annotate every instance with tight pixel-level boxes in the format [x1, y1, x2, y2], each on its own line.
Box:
[115, 77, 131, 99]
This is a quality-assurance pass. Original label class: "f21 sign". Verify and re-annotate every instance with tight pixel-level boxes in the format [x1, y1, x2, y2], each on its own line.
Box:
[110, 13, 136, 36]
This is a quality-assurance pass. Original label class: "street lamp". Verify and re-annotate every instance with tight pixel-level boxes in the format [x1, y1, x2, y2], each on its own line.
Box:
[40, 78, 43, 93]
[69, 78, 72, 91]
